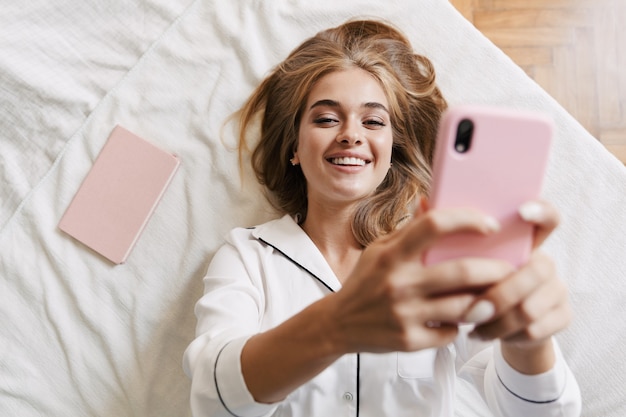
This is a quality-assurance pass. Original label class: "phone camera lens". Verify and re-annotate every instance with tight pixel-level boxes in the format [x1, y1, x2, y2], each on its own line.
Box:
[454, 119, 474, 153]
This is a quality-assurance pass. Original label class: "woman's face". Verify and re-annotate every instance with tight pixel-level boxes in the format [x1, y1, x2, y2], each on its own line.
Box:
[295, 68, 393, 210]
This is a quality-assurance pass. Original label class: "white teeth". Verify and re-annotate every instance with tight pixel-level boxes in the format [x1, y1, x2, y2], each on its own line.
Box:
[330, 157, 366, 166]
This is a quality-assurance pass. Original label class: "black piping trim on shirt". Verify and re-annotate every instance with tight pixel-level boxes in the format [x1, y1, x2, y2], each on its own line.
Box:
[257, 237, 336, 293]
[258, 237, 360, 417]
[495, 367, 567, 405]
[214, 341, 242, 417]
[356, 353, 361, 415]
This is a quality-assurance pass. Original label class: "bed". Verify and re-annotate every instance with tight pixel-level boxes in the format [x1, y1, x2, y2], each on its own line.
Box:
[1, 1, 625, 416]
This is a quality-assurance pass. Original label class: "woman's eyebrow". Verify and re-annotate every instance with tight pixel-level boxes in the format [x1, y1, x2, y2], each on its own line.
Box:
[310, 99, 389, 114]
[363, 102, 389, 114]
[310, 99, 340, 110]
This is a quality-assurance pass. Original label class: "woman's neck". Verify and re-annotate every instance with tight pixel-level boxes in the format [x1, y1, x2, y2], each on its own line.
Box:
[301, 203, 363, 283]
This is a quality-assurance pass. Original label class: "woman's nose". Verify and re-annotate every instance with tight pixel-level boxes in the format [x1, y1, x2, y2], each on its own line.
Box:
[337, 121, 362, 145]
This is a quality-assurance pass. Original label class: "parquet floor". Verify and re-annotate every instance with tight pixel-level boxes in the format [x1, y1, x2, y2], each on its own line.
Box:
[449, 0, 626, 163]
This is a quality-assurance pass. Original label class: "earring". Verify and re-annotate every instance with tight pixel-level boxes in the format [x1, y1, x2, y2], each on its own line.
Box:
[290, 158, 299, 166]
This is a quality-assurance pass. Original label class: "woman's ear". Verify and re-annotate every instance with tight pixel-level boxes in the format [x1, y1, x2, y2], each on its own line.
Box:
[413, 195, 429, 217]
[290, 153, 300, 166]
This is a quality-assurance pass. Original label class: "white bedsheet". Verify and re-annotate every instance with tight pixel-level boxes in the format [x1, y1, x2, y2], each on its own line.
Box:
[1, 1, 625, 416]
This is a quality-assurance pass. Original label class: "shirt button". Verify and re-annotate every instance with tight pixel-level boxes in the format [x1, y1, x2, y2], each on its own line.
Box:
[343, 392, 354, 401]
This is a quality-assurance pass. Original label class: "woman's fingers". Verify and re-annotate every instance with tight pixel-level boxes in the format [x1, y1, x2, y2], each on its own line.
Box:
[468, 252, 555, 320]
[382, 294, 474, 351]
[416, 257, 513, 295]
[468, 252, 571, 343]
[518, 200, 560, 248]
[396, 200, 559, 264]
[394, 293, 475, 325]
[402, 199, 559, 259]
[502, 302, 572, 346]
[398, 208, 501, 261]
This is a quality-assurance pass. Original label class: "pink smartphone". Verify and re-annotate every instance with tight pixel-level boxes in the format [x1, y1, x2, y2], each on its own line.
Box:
[422, 105, 553, 268]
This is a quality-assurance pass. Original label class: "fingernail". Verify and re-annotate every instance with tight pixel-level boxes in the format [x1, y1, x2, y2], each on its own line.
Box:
[484, 216, 501, 233]
[519, 202, 544, 223]
[464, 300, 495, 324]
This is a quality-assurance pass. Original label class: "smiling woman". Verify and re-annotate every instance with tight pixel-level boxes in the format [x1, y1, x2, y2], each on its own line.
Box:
[183, 19, 582, 417]
[237, 20, 446, 246]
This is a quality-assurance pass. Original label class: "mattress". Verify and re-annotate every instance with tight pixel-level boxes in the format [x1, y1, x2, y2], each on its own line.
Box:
[1, 1, 625, 416]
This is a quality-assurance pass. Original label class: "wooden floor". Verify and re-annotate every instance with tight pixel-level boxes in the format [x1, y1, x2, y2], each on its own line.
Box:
[449, 0, 626, 163]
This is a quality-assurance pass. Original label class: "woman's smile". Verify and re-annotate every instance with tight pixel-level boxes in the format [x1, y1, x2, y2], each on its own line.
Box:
[328, 156, 368, 167]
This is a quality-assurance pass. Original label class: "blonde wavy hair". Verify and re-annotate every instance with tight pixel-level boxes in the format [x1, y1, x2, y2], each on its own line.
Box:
[237, 19, 447, 246]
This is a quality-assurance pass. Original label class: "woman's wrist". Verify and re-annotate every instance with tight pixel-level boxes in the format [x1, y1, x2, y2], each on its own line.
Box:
[500, 337, 556, 375]
[307, 293, 352, 357]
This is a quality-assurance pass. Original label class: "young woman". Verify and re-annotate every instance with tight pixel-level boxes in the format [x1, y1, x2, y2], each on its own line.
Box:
[183, 19, 581, 417]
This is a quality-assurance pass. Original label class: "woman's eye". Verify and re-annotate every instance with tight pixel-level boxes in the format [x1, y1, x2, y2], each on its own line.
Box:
[313, 117, 338, 125]
[364, 119, 386, 128]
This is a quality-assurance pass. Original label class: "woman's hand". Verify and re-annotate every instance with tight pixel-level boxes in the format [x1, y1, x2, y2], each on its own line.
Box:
[466, 201, 572, 374]
[328, 207, 513, 354]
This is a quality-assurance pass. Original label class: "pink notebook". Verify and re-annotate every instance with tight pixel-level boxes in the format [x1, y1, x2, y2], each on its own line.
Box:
[59, 126, 180, 264]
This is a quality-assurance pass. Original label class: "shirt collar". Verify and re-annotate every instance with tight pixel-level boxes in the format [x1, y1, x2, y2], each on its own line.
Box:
[251, 214, 342, 293]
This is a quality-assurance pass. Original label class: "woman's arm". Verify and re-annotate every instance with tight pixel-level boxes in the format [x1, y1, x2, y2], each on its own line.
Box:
[241, 209, 513, 404]
[240, 293, 343, 403]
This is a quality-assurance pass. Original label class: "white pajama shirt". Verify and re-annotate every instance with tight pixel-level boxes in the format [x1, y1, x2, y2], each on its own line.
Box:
[183, 215, 581, 417]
